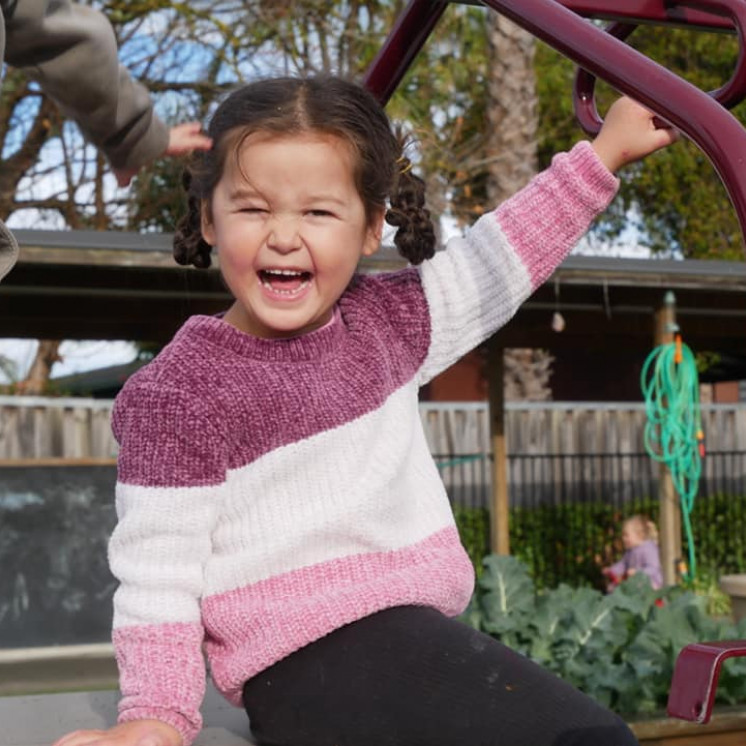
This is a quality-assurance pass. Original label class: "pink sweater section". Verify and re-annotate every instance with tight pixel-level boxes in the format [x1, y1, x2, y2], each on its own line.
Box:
[203, 526, 472, 706]
[108, 141, 618, 746]
[496, 140, 619, 289]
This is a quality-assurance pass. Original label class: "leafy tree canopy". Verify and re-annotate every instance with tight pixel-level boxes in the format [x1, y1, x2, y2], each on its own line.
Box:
[536, 24, 745, 259]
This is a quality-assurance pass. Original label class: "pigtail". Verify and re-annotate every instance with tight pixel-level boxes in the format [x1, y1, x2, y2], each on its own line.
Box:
[173, 168, 213, 269]
[385, 155, 436, 265]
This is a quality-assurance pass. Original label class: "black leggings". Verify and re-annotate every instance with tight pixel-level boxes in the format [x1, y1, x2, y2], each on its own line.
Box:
[243, 606, 637, 746]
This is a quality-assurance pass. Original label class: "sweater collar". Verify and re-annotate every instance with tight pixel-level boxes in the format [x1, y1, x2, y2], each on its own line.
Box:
[177, 309, 346, 362]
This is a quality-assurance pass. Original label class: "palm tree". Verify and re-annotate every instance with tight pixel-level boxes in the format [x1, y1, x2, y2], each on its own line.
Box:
[485, 13, 538, 205]
[485, 13, 553, 401]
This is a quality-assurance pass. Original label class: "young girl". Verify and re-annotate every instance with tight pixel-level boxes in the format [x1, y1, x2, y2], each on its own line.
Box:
[54, 76, 675, 746]
[603, 514, 664, 590]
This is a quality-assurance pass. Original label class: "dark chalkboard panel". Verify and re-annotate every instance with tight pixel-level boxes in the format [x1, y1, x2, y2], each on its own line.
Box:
[0, 463, 118, 648]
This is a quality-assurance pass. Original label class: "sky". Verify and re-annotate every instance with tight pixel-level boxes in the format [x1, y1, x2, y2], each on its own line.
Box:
[0, 340, 138, 386]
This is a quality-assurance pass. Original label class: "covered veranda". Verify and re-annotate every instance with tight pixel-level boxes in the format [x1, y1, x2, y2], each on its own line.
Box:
[4, 228, 746, 354]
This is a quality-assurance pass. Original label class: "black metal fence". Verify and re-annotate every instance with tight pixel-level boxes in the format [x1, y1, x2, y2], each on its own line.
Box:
[436, 450, 746, 588]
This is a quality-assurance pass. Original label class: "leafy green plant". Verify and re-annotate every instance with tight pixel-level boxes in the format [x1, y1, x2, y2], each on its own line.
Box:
[462, 555, 746, 715]
[681, 568, 733, 618]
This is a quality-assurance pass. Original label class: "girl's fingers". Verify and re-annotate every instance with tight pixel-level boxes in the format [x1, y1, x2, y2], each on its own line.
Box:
[52, 719, 181, 746]
[52, 731, 107, 746]
[660, 127, 680, 146]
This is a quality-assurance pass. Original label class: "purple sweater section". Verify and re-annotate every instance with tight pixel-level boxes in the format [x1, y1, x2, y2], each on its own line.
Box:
[609, 540, 663, 589]
[113, 269, 431, 487]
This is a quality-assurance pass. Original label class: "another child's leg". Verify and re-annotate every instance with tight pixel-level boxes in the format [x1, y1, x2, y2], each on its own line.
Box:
[243, 605, 637, 746]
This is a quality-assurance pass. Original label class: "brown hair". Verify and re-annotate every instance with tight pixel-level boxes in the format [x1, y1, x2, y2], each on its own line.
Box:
[173, 75, 435, 268]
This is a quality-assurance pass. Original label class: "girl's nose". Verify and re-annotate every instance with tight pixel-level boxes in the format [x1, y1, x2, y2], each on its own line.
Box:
[267, 216, 302, 252]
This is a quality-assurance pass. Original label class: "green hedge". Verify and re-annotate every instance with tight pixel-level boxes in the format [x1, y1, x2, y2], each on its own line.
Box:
[454, 493, 746, 589]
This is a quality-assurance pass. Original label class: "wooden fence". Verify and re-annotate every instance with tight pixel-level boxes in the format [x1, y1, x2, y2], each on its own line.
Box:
[2, 397, 746, 622]
[4, 395, 746, 462]
[0, 396, 117, 460]
[422, 401, 746, 509]
[419, 400, 746, 455]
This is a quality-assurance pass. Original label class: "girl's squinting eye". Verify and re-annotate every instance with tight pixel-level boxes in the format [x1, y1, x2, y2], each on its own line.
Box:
[307, 209, 334, 218]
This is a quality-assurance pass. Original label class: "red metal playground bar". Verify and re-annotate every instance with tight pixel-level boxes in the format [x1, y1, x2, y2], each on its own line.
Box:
[363, 0, 746, 256]
[363, 0, 746, 724]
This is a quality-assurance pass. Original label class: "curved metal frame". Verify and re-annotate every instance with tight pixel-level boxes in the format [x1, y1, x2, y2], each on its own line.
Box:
[667, 641, 746, 723]
[574, 0, 746, 136]
[363, 0, 746, 250]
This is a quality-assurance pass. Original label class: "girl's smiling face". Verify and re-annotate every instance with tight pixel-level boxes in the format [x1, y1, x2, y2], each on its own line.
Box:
[201, 131, 383, 339]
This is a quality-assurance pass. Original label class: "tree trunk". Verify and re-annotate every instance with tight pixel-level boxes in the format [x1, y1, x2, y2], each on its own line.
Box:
[484, 13, 552, 401]
[485, 13, 538, 205]
[16, 341, 62, 396]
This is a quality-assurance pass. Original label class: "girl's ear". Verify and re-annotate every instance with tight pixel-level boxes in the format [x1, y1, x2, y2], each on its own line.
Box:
[362, 208, 385, 257]
[200, 200, 215, 246]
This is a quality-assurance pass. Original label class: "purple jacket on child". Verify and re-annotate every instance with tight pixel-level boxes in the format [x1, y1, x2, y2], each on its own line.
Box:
[609, 540, 663, 589]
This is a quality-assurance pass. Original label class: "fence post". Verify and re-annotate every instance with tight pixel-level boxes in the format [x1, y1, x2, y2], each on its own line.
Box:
[655, 291, 682, 586]
[487, 338, 510, 555]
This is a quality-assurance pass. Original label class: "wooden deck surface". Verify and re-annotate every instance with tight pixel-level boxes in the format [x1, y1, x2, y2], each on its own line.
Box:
[1, 683, 255, 746]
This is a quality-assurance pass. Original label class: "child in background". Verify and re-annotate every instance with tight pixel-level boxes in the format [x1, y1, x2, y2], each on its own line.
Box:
[603, 514, 664, 590]
[53, 76, 676, 746]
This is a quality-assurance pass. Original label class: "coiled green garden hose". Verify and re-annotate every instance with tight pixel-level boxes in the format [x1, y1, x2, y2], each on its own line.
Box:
[640, 334, 703, 581]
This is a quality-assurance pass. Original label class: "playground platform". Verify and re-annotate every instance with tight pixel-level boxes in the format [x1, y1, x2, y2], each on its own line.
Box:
[6, 687, 746, 746]
[4, 644, 746, 746]
[0, 645, 255, 746]
[2, 684, 254, 746]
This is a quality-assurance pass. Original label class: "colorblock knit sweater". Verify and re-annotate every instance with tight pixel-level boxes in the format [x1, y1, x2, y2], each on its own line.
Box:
[109, 141, 618, 745]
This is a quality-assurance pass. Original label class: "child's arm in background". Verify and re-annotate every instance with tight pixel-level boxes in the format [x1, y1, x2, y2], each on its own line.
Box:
[603, 554, 631, 586]
[416, 97, 677, 385]
[4, 0, 211, 186]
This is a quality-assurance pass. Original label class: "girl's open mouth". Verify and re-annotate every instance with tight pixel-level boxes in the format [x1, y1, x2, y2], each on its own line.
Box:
[259, 268, 312, 296]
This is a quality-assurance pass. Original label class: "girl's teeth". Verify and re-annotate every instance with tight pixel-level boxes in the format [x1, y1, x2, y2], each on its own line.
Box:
[261, 275, 310, 295]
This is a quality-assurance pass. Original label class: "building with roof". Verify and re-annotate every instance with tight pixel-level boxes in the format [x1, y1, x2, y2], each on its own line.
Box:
[4, 229, 746, 401]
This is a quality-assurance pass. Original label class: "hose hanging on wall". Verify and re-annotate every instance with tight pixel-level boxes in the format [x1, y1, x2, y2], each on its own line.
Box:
[640, 330, 704, 581]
